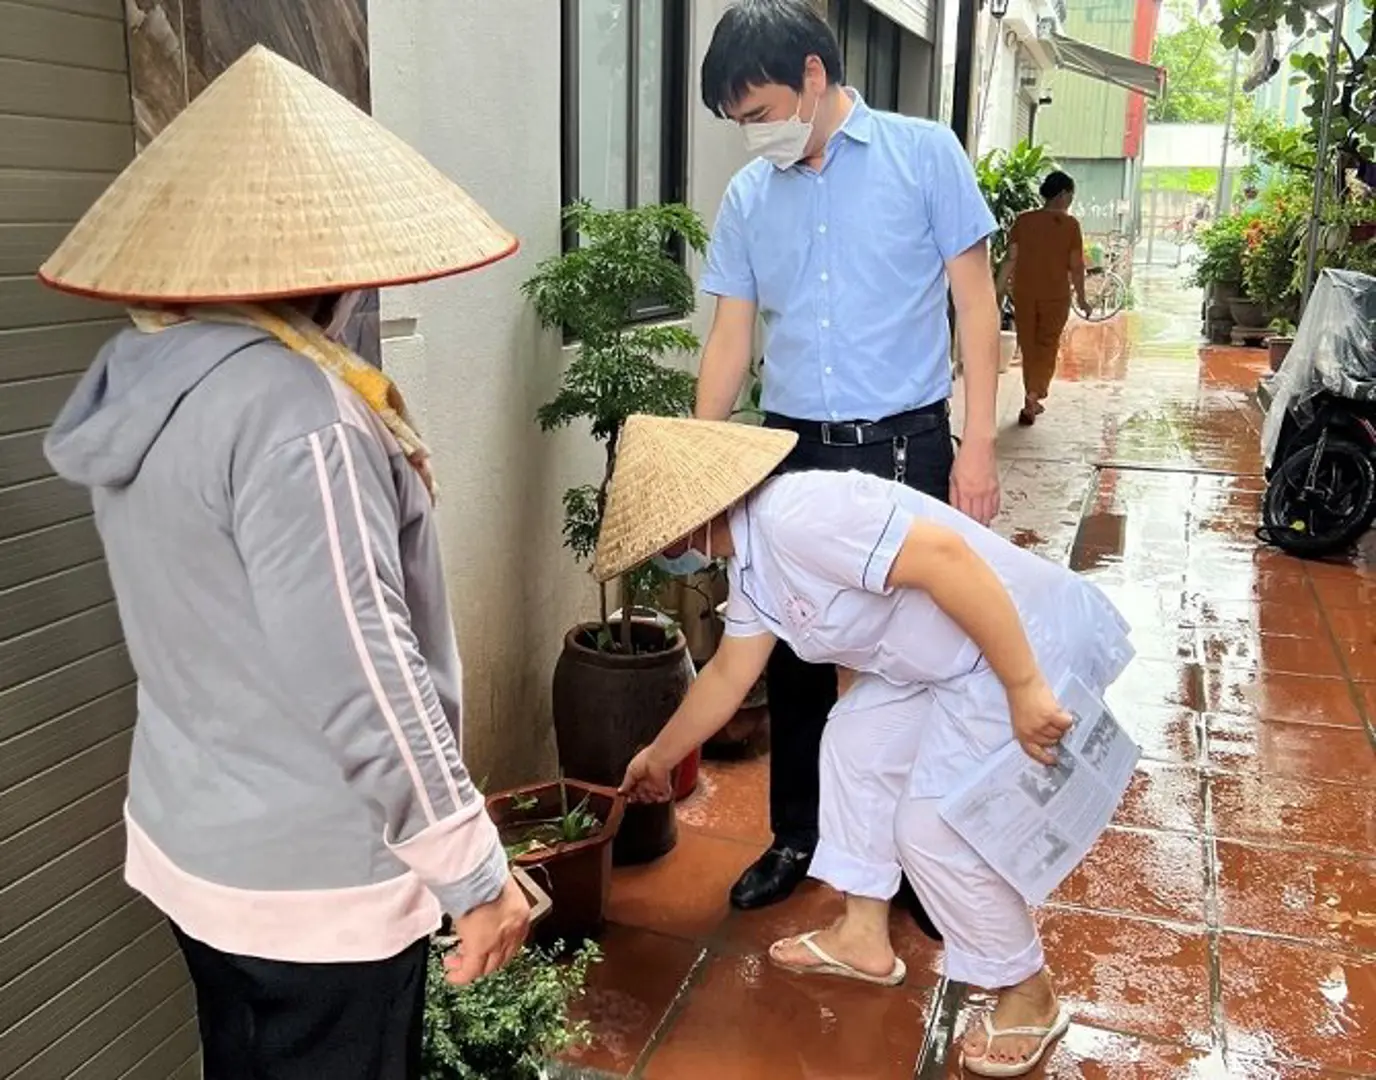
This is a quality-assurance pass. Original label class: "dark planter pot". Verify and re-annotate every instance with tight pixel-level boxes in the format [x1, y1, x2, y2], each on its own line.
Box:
[1229, 298, 1266, 328]
[1351, 222, 1376, 243]
[1267, 335, 1294, 372]
[552, 620, 693, 865]
[487, 780, 625, 946]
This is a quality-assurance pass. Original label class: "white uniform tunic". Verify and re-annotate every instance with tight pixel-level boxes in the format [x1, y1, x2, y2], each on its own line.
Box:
[721, 470, 1135, 987]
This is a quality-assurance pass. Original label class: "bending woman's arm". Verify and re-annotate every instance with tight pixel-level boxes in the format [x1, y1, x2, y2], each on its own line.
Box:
[886, 524, 1071, 763]
[621, 630, 776, 801]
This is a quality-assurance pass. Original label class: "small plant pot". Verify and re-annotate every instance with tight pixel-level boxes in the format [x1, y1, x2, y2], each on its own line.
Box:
[1267, 335, 1294, 371]
[488, 780, 625, 946]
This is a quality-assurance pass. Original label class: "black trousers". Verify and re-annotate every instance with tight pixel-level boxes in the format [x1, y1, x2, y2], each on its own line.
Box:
[174, 925, 429, 1080]
[762, 409, 956, 850]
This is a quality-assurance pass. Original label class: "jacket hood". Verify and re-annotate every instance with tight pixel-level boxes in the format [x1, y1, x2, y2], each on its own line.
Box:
[44, 322, 272, 490]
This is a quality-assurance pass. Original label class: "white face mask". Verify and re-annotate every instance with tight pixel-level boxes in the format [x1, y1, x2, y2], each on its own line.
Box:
[742, 89, 819, 170]
[653, 525, 714, 577]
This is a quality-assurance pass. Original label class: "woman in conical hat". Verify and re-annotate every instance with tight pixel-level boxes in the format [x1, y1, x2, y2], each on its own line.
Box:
[41, 46, 527, 1079]
[604, 415, 1135, 1078]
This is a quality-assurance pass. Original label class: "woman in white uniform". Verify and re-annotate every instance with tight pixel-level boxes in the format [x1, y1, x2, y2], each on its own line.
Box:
[598, 416, 1134, 1078]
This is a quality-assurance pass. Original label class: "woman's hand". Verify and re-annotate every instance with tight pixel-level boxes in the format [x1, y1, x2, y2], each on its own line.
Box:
[620, 745, 675, 803]
[1008, 678, 1073, 765]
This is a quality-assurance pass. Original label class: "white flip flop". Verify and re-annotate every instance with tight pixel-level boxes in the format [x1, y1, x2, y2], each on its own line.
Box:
[959, 1003, 1072, 1077]
[767, 931, 907, 987]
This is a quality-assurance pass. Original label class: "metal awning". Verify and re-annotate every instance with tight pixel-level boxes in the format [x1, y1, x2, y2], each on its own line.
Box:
[1045, 33, 1166, 99]
[861, 0, 936, 45]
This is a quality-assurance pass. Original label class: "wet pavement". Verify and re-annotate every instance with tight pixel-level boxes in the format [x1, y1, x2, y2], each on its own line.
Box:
[558, 264, 1376, 1079]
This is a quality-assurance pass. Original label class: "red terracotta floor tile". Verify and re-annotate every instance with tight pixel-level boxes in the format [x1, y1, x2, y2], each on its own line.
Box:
[606, 828, 759, 942]
[562, 924, 702, 1075]
[716, 879, 944, 985]
[1114, 706, 1202, 765]
[1113, 762, 1205, 836]
[1317, 604, 1376, 646]
[1105, 659, 1205, 715]
[1197, 632, 1345, 679]
[1037, 909, 1213, 1046]
[640, 951, 933, 1079]
[1177, 598, 1324, 638]
[1181, 568, 1314, 609]
[1310, 573, 1376, 611]
[1205, 714, 1376, 787]
[1209, 772, 1376, 856]
[1220, 933, 1376, 1073]
[1203, 672, 1364, 728]
[1215, 840, 1376, 954]
[674, 757, 771, 847]
[1052, 828, 1207, 925]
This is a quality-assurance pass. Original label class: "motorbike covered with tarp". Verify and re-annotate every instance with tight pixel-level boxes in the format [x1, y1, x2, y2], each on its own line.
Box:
[1259, 268, 1376, 556]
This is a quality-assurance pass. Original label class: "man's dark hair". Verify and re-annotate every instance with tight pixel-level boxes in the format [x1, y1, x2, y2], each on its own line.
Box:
[701, 0, 843, 118]
[1039, 171, 1075, 201]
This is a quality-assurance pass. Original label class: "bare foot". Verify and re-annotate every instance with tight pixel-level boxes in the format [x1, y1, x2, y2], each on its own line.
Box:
[961, 971, 1064, 1072]
[769, 919, 898, 980]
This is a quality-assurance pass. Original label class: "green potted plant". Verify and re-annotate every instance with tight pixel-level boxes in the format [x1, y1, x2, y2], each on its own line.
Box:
[1266, 317, 1296, 371]
[422, 936, 600, 1080]
[1241, 199, 1304, 328]
[524, 201, 708, 865]
[486, 777, 625, 946]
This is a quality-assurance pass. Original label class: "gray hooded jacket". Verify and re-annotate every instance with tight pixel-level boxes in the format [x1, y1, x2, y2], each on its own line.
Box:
[45, 322, 506, 963]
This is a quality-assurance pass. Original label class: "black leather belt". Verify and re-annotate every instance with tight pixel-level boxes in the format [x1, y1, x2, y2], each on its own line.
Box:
[764, 401, 949, 446]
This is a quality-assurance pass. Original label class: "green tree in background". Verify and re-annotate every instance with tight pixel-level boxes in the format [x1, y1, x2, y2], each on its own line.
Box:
[1150, 0, 1251, 124]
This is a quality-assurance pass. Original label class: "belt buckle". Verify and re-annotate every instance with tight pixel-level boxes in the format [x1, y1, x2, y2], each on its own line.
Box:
[821, 421, 864, 446]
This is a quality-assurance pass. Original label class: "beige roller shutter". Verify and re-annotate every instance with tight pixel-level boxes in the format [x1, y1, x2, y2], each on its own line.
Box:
[0, 2, 199, 1077]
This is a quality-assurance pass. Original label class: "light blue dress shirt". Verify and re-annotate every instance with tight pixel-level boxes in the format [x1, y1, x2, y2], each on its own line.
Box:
[701, 93, 996, 424]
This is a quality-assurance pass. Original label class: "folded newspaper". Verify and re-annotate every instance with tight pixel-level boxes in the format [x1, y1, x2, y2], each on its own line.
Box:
[939, 675, 1140, 906]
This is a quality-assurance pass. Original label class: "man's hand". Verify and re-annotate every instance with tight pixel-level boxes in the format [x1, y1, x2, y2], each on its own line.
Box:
[1007, 678, 1073, 766]
[444, 875, 530, 986]
[950, 434, 1000, 526]
[620, 745, 674, 804]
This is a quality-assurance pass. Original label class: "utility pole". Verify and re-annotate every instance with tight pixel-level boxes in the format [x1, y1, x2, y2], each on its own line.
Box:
[1301, 0, 1348, 309]
[1214, 49, 1241, 219]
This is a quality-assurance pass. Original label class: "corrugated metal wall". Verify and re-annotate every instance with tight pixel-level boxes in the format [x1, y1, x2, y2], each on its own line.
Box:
[0, 1, 200, 1077]
[1035, 0, 1136, 159]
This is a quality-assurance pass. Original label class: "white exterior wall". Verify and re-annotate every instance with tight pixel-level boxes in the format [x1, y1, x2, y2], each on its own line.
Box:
[369, 1, 751, 786]
[974, 0, 1059, 155]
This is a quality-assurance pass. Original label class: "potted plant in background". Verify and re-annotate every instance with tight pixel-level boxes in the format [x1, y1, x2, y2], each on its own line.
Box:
[1190, 212, 1253, 341]
[1240, 199, 1303, 332]
[1266, 317, 1296, 371]
[486, 776, 624, 946]
[975, 140, 1055, 373]
[524, 200, 708, 864]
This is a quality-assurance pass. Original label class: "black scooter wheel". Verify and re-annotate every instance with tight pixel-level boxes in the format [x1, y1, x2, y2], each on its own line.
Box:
[1260, 438, 1376, 558]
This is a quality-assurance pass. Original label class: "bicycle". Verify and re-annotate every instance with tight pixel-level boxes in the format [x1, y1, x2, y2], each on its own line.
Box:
[1002, 264, 1127, 326]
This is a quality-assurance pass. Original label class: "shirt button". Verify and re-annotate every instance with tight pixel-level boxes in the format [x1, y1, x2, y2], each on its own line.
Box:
[830, 411, 839, 420]
[818, 224, 827, 234]
[820, 318, 830, 328]
[820, 272, 829, 282]
[825, 366, 833, 375]
[817, 177, 825, 185]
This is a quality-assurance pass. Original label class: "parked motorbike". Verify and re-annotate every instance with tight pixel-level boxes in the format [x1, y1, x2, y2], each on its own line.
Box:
[1259, 269, 1376, 557]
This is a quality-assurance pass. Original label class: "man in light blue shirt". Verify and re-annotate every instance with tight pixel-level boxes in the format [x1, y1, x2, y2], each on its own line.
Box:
[694, 0, 1003, 931]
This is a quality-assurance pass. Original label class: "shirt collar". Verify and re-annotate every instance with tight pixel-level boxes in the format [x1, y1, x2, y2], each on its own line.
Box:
[834, 88, 873, 145]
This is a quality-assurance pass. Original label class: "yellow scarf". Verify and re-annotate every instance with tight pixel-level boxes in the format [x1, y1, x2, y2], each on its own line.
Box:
[129, 302, 435, 499]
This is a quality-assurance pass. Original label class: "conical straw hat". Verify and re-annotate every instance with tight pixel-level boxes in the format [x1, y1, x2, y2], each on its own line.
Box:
[39, 45, 517, 302]
[593, 416, 798, 583]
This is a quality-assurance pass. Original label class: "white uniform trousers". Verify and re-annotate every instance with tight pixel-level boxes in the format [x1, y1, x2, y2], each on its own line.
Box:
[809, 677, 1046, 989]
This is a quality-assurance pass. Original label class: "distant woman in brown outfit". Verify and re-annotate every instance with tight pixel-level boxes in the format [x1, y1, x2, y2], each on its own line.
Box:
[997, 172, 1089, 426]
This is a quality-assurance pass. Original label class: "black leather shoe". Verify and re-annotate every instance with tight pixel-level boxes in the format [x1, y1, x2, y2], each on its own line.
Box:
[729, 846, 813, 910]
[895, 877, 944, 942]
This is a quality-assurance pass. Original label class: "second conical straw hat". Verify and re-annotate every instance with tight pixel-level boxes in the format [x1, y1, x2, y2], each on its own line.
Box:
[39, 45, 517, 302]
[593, 416, 798, 583]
